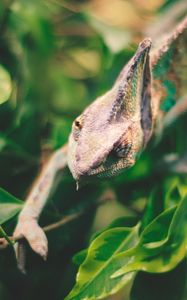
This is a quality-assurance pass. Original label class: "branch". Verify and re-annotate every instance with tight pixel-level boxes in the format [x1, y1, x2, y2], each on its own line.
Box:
[43, 211, 82, 232]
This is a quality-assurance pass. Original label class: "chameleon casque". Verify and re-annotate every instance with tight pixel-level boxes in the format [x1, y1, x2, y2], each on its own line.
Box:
[11, 17, 187, 269]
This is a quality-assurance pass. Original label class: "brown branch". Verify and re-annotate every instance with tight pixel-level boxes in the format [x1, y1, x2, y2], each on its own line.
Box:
[43, 211, 82, 232]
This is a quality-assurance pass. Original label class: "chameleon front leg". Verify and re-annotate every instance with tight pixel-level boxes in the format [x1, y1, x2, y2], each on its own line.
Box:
[13, 145, 68, 261]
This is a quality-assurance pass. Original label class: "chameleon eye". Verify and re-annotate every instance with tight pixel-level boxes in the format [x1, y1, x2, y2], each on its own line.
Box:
[73, 117, 83, 141]
[74, 119, 82, 129]
[115, 143, 132, 158]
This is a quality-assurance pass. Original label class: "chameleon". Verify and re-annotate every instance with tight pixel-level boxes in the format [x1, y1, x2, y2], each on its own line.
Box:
[11, 16, 187, 270]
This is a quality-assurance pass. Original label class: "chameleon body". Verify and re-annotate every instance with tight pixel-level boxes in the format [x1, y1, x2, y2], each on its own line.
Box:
[11, 17, 187, 268]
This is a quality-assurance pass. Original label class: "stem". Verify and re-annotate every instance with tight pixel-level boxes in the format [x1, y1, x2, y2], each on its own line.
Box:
[0, 226, 14, 246]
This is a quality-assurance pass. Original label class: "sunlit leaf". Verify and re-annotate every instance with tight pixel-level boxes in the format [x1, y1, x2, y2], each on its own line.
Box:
[0, 65, 12, 105]
[73, 249, 88, 266]
[66, 226, 139, 300]
[73, 216, 137, 267]
[0, 188, 23, 225]
[113, 194, 187, 278]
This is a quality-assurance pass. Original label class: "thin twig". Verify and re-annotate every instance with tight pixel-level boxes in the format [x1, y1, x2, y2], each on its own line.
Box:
[43, 211, 82, 232]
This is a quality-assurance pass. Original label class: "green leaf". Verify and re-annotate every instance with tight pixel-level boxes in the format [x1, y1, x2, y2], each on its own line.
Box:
[113, 194, 187, 278]
[141, 178, 182, 233]
[0, 188, 23, 224]
[65, 225, 139, 300]
[164, 177, 182, 208]
[139, 207, 175, 248]
[72, 216, 137, 267]
[140, 188, 165, 232]
[0, 65, 12, 105]
[168, 194, 187, 245]
[73, 249, 88, 266]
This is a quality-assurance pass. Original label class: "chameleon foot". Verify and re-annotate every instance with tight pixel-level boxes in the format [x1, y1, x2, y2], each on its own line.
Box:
[13, 218, 48, 260]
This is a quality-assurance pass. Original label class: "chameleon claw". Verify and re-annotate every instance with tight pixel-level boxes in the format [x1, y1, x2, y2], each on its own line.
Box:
[76, 181, 79, 191]
[33, 240, 48, 260]
[14, 241, 27, 274]
[13, 218, 48, 270]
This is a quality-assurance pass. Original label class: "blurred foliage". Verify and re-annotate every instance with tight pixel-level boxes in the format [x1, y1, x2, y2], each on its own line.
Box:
[0, 0, 187, 300]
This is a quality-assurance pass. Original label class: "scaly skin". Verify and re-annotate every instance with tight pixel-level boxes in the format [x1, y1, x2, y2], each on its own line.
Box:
[10, 17, 187, 270]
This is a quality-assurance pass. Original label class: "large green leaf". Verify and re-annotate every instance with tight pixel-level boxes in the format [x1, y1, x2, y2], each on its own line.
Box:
[113, 194, 187, 278]
[67, 192, 187, 300]
[72, 216, 138, 267]
[0, 188, 23, 224]
[65, 225, 139, 300]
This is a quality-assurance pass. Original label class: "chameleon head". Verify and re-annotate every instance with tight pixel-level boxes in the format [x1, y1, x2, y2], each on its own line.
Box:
[67, 38, 153, 182]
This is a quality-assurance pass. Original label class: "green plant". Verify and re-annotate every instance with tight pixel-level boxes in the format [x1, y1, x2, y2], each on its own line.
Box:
[0, 1, 187, 300]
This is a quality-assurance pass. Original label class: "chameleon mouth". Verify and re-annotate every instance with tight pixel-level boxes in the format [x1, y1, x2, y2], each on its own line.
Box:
[87, 159, 135, 178]
[74, 167, 116, 187]
[88, 166, 124, 179]
[88, 164, 106, 176]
